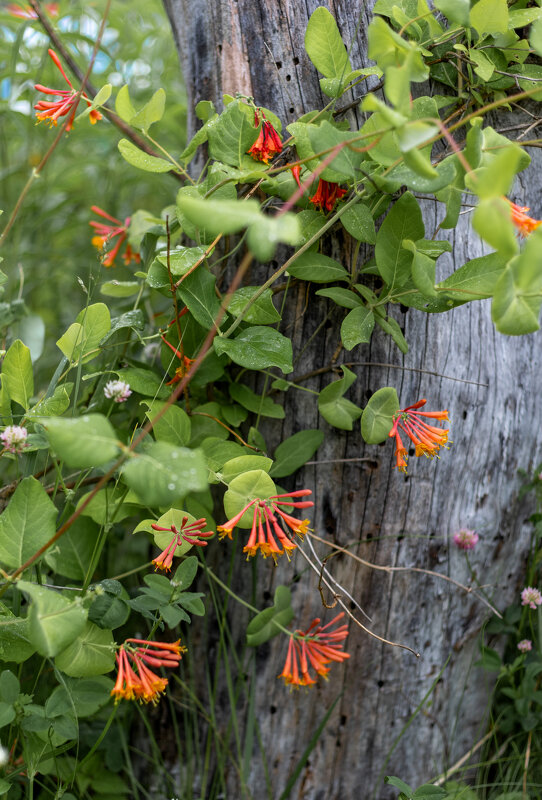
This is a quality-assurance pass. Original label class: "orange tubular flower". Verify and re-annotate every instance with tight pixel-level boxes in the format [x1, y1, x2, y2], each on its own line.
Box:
[507, 198, 542, 238]
[111, 639, 186, 704]
[218, 489, 313, 562]
[34, 49, 102, 130]
[7, 3, 59, 18]
[290, 164, 302, 189]
[160, 335, 195, 385]
[309, 179, 348, 213]
[389, 398, 450, 474]
[278, 613, 350, 689]
[247, 110, 283, 164]
[89, 206, 140, 268]
[151, 517, 214, 571]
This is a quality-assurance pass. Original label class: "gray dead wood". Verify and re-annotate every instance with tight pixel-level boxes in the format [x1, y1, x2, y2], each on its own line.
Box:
[162, 1, 542, 797]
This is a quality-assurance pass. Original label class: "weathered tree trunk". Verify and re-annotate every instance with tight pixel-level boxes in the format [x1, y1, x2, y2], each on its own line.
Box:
[163, 1, 542, 797]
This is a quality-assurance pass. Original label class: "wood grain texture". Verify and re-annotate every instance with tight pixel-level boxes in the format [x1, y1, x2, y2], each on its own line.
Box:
[162, 1, 542, 796]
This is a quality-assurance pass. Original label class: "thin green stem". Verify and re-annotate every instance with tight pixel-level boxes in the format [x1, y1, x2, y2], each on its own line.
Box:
[145, 132, 195, 183]
[221, 191, 365, 339]
[204, 566, 294, 637]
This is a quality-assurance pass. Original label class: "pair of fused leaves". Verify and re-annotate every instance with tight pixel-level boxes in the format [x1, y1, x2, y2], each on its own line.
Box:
[317, 372, 399, 443]
[15, 582, 115, 678]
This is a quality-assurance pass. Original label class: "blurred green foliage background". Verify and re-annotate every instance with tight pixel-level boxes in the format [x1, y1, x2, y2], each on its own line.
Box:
[0, 0, 186, 375]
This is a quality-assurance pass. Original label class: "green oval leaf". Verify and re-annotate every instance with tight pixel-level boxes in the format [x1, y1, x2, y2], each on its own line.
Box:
[341, 306, 375, 350]
[56, 303, 111, 365]
[223, 470, 277, 528]
[54, 622, 115, 677]
[228, 287, 282, 325]
[305, 7, 351, 79]
[375, 192, 424, 289]
[44, 414, 120, 468]
[0, 604, 35, 663]
[229, 383, 285, 419]
[246, 585, 294, 647]
[287, 252, 349, 283]
[118, 138, 174, 173]
[0, 477, 57, 570]
[360, 387, 399, 444]
[141, 399, 191, 446]
[45, 517, 99, 581]
[1, 340, 33, 410]
[122, 441, 208, 506]
[318, 367, 362, 431]
[269, 429, 324, 478]
[18, 581, 88, 658]
[214, 327, 293, 374]
[341, 204, 376, 243]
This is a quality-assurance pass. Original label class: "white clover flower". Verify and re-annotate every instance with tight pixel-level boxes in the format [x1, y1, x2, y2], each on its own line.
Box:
[521, 587, 542, 610]
[453, 528, 479, 551]
[104, 380, 132, 403]
[1, 425, 28, 454]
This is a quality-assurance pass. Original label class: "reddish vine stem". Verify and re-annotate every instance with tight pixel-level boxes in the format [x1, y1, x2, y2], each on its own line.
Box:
[0, 249, 254, 594]
[173, 234, 222, 290]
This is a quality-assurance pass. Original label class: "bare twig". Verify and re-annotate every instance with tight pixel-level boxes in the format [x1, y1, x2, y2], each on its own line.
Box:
[308, 531, 502, 618]
[291, 361, 489, 388]
[296, 545, 420, 657]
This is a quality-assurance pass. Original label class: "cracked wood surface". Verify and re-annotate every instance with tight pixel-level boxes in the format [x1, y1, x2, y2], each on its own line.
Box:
[162, 1, 542, 796]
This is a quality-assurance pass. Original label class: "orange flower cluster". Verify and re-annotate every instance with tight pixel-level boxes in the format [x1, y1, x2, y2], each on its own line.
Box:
[247, 110, 283, 164]
[111, 639, 186, 704]
[7, 2, 59, 18]
[278, 613, 350, 688]
[507, 199, 542, 238]
[290, 167, 348, 213]
[309, 179, 347, 212]
[34, 49, 102, 131]
[151, 517, 214, 571]
[389, 398, 449, 473]
[89, 205, 140, 268]
[218, 490, 313, 561]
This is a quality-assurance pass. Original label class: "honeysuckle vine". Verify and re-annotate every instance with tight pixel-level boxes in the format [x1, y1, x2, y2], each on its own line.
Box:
[0, 0, 542, 795]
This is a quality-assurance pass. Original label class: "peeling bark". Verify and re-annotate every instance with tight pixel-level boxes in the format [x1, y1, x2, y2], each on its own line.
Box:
[162, 1, 542, 797]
